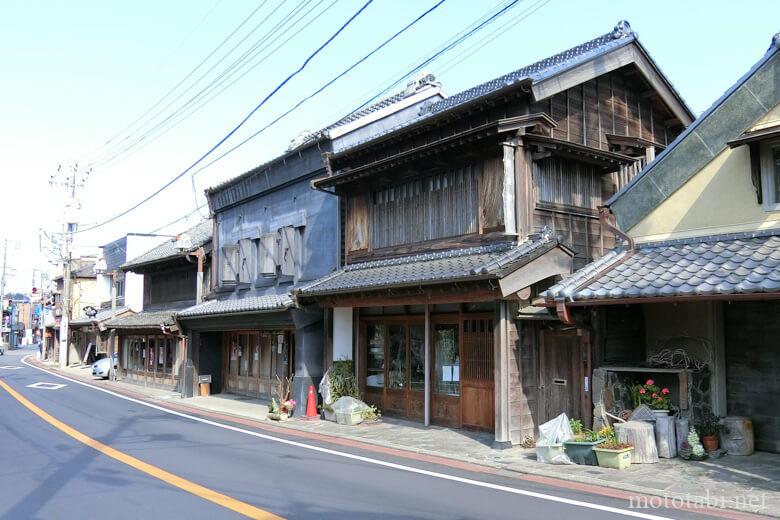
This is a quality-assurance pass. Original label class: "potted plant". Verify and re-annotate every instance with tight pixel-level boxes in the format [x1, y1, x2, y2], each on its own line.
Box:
[267, 398, 289, 421]
[593, 426, 634, 470]
[632, 379, 671, 416]
[680, 427, 707, 460]
[696, 411, 727, 451]
[563, 419, 605, 465]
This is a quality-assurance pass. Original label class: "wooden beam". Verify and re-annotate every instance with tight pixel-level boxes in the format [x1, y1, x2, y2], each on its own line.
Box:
[314, 284, 500, 308]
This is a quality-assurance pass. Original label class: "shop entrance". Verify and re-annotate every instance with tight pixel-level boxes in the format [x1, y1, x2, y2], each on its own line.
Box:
[199, 332, 223, 394]
[361, 310, 495, 431]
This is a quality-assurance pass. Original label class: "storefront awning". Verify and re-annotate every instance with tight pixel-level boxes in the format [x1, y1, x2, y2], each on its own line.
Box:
[297, 228, 573, 299]
[542, 229, 780, 305]
[176, 294, 293, 319]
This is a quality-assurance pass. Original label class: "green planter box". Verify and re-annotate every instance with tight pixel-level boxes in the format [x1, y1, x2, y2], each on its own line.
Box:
[593, 447, 634, 470]
[563, 439, 604, 465]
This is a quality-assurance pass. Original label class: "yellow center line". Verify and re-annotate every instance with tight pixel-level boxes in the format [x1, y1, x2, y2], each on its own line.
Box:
[0, 378, 282, 520]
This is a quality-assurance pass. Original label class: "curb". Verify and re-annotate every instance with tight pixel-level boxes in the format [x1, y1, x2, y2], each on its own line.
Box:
[32, 360, 775, 519]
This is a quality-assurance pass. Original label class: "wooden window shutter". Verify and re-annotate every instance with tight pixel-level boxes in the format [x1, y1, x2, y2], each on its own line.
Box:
[346, 193, 369, 252]
[221, 245, 238, 284]
[238, 239, 254, 283]
[479, 157, 504, 231]
[259, 234, 277, 275]
[279, 226, 297, 277]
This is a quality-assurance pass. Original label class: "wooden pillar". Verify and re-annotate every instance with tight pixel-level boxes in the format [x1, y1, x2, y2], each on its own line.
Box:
[494, 300, 511, 447]
[515, 137, 534, 242]
[424, 304, 431, 428]
[501, 140, 518, 236]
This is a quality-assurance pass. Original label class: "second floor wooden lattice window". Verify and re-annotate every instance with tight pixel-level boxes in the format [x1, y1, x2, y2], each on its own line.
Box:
[370, 164, 481, 250]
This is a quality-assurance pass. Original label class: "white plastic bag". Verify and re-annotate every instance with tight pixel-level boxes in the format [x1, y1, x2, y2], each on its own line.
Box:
[319, 367, 334, 405]
[535, 413, 575, 464]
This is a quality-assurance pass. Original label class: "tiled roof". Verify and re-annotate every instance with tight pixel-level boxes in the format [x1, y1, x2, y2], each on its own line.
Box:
[329, 21, 665, 156]
[307, 90, 409, 141]
[104, 310, 177, 329]
[298, 230, 561, 296]
[207, 78, 439, 196]
[544, 230, 780, 302]
[176, 294, 293, 319]
[71, 306, 130, 327]
[427, 23, 634, 116]
[122, 220, 211, 270]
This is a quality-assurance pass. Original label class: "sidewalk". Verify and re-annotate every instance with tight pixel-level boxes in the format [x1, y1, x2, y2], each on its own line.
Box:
[43, 361, 779, 518]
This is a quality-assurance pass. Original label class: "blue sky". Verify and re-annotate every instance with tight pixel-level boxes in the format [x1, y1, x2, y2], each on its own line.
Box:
[1, 0, 779, 291]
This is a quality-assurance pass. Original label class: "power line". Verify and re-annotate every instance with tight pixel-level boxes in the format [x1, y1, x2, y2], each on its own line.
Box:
[311, 0, 510, 128]
[76, 0, 374, 234]
[436, 0, 552, 76]
[188, 0, 452, 183]
[93, 0, 332, 170]
[80, 0, 273, 163]
[344, 0, 524, 118]
[189, 0, 526, 184]
[150, 203, 209, 234]
[89, 0, 296, 167]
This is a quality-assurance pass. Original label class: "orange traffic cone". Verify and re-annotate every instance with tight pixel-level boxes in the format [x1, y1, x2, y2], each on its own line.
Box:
[305, 385, 318, 418]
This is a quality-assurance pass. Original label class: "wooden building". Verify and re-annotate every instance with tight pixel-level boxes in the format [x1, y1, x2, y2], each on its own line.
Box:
[297, 21, 693, 445]
[105, 221, 212, 392]
[176, 74, 446, 405]
[542, 33, 780, 453]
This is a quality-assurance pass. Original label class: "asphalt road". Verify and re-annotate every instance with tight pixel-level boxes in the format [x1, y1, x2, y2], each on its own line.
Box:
[0, 346, 752, 520]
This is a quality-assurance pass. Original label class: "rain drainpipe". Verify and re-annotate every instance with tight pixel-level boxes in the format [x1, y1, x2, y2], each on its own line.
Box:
[555, 207, 636, 324]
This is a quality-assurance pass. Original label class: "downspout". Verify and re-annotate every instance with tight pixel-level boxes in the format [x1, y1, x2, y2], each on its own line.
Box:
[554, 206, 636, 324]
[185, 247, 206, 305]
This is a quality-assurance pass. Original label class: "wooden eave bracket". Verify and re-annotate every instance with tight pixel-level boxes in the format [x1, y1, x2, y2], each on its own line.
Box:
[497, 112, 557, 136]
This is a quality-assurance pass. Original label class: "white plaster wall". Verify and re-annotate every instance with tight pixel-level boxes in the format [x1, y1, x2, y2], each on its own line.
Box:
[332, 307, 353, 361]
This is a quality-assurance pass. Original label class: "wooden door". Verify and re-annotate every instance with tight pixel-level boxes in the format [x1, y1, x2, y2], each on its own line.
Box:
[461, 317, 495, 431]
[539, 329, 584, 424]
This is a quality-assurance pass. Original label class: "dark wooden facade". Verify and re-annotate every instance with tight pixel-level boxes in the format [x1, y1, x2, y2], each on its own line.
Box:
[310, 39, 692, 441]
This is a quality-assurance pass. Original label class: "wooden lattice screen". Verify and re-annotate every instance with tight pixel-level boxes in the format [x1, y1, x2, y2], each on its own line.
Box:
[462, 318, 494, 382]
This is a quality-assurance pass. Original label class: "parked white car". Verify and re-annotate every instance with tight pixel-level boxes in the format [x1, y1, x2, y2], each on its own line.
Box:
[92, 353, 118, 379]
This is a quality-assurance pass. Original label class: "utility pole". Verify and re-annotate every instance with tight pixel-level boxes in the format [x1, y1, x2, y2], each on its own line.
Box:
[51, 162, 91, 369]
[0, 239, 7, 348]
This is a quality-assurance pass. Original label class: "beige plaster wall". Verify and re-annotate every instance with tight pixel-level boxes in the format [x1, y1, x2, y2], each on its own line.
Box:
[628, 103, 780, 242]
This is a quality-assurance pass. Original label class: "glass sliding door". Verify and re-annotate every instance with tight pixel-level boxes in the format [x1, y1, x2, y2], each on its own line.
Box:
[434, 324, 460, 396]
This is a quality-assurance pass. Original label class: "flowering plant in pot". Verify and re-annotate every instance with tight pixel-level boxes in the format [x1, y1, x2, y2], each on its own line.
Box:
[632, 379, 671, 412]
[696, 410, 728, 451]
[592, 427, 634, 470]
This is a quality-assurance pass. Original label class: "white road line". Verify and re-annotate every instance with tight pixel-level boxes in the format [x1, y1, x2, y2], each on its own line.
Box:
[21, 356, 673, 520]
[0, 366, 23, 370]
[27, 382, 67, 390]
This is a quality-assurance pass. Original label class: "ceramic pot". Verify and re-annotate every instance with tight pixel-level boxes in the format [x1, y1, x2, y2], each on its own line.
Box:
[702, 435, 719, 452]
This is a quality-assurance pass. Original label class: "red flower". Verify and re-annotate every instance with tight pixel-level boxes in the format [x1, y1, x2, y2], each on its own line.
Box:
[646, 379, 654, 386]
[662, 388, 670, 395]
[656, 396, 663, 401]
[652, 392, 658, 398]
[639, 388, 646, 394]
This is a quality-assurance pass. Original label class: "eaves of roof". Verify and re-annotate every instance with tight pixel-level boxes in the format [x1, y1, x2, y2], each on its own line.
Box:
[606, 36, 780, 230]
[323, 21, 691, 164]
